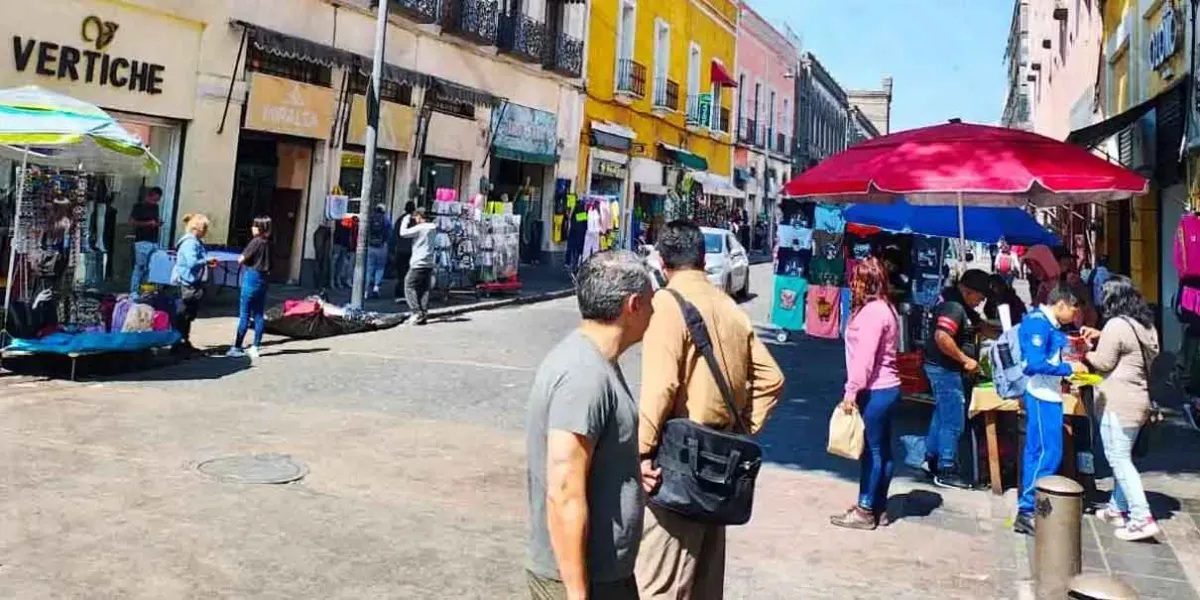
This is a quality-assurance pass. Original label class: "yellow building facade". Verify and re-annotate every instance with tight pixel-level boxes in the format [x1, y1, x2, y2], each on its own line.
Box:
[1096, 0, 1188, 345]
[578, 0, 741, 245]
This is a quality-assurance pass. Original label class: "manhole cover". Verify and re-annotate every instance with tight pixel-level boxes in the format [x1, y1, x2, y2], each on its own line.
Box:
[196, 453, 308, 484]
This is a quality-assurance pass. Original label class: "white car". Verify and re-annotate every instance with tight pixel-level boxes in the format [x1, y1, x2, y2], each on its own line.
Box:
[643, 227, 750, 297]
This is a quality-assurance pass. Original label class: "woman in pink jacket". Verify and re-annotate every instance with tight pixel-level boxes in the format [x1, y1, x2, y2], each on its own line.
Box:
[832, 257, 902, 530]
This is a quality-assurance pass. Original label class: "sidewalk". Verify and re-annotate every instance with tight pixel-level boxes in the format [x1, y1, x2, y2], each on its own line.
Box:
[999, 418, 1200, 598]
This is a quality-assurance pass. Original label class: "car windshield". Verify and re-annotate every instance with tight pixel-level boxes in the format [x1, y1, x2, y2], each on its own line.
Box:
[704, 233, 723, 254]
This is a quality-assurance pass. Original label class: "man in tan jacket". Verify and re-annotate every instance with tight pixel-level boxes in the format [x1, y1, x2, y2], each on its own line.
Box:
[635, 220, 785, 599]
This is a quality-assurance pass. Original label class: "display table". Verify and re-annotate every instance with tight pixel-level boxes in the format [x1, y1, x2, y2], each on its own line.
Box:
[904, 386, 1087, 495]
[147, 249, 243, 288]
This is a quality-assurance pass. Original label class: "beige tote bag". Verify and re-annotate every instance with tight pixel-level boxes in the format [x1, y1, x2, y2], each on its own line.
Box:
[826, 406, 865, 460]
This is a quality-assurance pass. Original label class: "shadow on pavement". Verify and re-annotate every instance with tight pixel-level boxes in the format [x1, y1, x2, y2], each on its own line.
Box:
[92, 354, 253, 382]
[885, 489, 944, 524]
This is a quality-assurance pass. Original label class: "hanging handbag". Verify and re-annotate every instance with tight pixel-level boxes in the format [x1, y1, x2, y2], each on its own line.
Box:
[1122, 317, 1166, 458]
[648, 289, 763, 526]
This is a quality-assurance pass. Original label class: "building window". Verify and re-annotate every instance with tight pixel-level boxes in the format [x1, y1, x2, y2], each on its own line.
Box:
[653, 19, 670, 99]
[348, 72, 413, 106]
[247, 45, 332, 87]
[768, 89, 777, 136]
[687, 43, 701, 97]
[618, 0, 636, 62]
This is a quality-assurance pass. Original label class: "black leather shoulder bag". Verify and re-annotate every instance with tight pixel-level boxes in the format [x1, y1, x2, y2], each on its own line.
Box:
[649, 289, 764, 526]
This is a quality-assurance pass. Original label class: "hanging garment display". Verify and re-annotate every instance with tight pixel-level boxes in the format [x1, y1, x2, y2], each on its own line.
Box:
[809, 230, 846, 287]
[805, 284, 842, 339]
[839, 287, 852, 338]
[814, 203, 847, 232]
[775, 247, 812, 278]
[770, 276, 808, 332]
[911, 236, 946, 307]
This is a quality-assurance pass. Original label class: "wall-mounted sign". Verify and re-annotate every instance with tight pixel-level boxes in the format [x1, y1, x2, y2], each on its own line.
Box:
[244, 73, 335, 139]
[1149, 2, 1179, 70]
[348, 95, 416, 152]
[491, 102, 559, 165]
[11, 15, 166, 94]
[595, 159, 628, 179]
[1, 0, 202, 119]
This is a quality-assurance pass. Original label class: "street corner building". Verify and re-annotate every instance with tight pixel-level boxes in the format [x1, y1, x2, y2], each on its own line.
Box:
[576, 0, 742, 251]
[0, 0, 589, 290]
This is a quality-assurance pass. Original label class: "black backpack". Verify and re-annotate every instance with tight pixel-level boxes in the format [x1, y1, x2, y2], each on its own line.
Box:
[649, 289, 763, 526]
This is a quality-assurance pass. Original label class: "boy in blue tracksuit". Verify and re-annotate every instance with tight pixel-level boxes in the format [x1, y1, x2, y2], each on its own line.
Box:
[1013, 284, 1088, 535]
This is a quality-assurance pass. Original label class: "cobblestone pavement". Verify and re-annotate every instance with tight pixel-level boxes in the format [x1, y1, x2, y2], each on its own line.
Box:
[2, 263, 1198, 598]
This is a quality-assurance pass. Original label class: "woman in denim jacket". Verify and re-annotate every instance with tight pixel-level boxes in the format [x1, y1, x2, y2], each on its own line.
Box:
[172, 214, 211, 351]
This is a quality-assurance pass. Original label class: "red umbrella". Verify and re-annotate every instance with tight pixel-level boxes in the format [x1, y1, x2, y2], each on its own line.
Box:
[782, 121, 1148, 207]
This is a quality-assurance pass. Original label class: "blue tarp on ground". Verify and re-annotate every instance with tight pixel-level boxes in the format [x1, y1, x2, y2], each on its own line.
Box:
[843, 198, 1061, 246]
[4, 330, 181, 355]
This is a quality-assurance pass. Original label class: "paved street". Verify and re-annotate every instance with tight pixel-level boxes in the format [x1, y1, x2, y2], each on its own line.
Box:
[2, 263, 1198, 598]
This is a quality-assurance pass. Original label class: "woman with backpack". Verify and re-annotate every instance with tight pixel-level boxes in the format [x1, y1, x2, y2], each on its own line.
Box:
[1085, 275, 1161, 541]
[831, 258, 901, 530]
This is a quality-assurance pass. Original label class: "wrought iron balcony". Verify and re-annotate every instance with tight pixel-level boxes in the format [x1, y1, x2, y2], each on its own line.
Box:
[544, 31, 583, 78]
[390, 0, 439, 24]
[616, 58, 647, 98]
[652, 77, 679, 111]
[499, 12, 548, 64]
[442, 0, 499, 46]
[739, 118, 758, 144]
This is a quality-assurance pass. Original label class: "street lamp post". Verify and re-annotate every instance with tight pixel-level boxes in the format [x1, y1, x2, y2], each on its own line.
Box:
[351, 0, 389, 309]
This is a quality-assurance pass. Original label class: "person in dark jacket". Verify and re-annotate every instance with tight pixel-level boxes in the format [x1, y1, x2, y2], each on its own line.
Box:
[984, 274, 1027, 325]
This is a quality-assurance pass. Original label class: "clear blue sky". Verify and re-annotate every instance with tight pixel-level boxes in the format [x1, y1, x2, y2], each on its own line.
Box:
[747, 0, 1013, 132]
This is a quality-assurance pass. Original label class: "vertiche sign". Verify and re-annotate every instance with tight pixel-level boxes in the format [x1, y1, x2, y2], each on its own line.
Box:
[11, 16, 166, 94]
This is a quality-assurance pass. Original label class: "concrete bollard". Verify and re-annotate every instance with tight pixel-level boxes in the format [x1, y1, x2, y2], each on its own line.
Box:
[1066, 573, 1138, 599]
[1034, 475, 1084, 599]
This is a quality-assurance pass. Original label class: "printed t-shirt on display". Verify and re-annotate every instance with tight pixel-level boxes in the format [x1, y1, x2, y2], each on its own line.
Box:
[805, 285, 842, 339]
[771, 276, 808, 331]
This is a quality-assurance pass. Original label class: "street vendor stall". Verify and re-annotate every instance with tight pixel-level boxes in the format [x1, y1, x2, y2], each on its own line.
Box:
[0, 87, 169, 379]
[781, 120, 1148, 493]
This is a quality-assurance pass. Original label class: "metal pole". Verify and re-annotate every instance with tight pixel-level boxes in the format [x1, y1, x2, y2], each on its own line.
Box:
[3, 147, 29, 333]
[350, 0, 389, 309]
[957, 190, 966, 264]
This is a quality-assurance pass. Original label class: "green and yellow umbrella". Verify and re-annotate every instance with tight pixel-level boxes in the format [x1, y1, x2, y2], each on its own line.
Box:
[0, 85, 160, 172]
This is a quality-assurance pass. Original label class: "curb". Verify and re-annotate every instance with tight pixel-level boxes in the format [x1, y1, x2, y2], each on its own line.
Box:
[427, 288, 575, 319]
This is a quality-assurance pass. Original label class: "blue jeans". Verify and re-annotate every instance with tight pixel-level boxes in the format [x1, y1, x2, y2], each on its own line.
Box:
[1018, 393, 1064, 515]
[858, 386, 901, 511]
[367, 246, 388, 289]
[130, 241, 158, 295]
[924, 363, 966, 470]
[1100, 411, 1150, 523]
[235, 269, 268, 350]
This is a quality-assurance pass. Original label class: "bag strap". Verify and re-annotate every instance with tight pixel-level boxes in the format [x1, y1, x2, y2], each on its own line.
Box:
[663, 288, 747, 434]
[1120, 316, 1160, 410]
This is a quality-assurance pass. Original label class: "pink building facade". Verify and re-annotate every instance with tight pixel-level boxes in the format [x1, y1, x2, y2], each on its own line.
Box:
[734, 2, 799, 250]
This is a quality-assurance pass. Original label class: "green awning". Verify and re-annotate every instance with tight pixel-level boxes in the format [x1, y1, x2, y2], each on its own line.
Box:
[658, 142, 708, 171]
[492, 145, 558, 165]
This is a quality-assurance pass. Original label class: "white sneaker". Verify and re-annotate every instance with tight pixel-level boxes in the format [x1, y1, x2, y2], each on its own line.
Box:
[1098, 506, 1128, 527]
[247, 347, 260, 360]
[1115, 519, 1160, 541]
[225, 347, 246, 358]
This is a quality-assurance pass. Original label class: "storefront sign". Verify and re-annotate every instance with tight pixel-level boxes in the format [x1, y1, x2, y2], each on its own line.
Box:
[1149, 2, 1179, 70]
[697, 93, 713, 128]
[491, 102, 559, 165]
[347, 95, 416, 152]
[595, 159, 628, 179]
[244, 73, 335, 139]
[1, 1, 201, 119]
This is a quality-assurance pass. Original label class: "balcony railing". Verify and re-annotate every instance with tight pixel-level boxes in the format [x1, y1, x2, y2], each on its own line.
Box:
[739, 118, 756, 144]
[544, 31, 583, 78]
[390, 0, 439, 24]
[498, 12, 547, 64]
[442, 0, 499, 46]
[616, 58, 647, 98]
[717, 107, 731, 133]
[652, 77, 679, 111]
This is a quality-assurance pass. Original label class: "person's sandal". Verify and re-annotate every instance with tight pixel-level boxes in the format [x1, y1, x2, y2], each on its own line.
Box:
[831, 506, 877, 531]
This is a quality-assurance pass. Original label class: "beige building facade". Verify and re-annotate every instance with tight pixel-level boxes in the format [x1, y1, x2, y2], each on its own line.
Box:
[1, 0, 585, 285]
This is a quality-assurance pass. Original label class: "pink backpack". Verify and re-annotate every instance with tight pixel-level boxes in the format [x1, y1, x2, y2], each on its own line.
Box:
[1173, 214, 1200, 280]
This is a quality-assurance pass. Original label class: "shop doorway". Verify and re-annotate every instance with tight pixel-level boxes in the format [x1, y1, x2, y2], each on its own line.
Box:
[490, 157, 547, 261]
[421, 158, 464, 205]
[232, 138, 278, 247]
[267, 189, 301, 284]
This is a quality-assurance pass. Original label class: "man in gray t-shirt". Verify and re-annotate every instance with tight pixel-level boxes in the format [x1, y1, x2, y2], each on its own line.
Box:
[526, 250, 655, 600]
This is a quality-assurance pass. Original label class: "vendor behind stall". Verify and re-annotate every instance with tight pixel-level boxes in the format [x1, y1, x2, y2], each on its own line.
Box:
[984, 274, 1026, 326]
[923, 269, 990, 490]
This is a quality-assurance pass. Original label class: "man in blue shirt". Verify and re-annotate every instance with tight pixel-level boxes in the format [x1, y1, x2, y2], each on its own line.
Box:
[1013, 284, 1089, 535]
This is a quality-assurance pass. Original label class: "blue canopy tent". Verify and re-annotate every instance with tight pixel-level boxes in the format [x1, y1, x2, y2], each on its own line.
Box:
[842, 197, 1060, 247]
